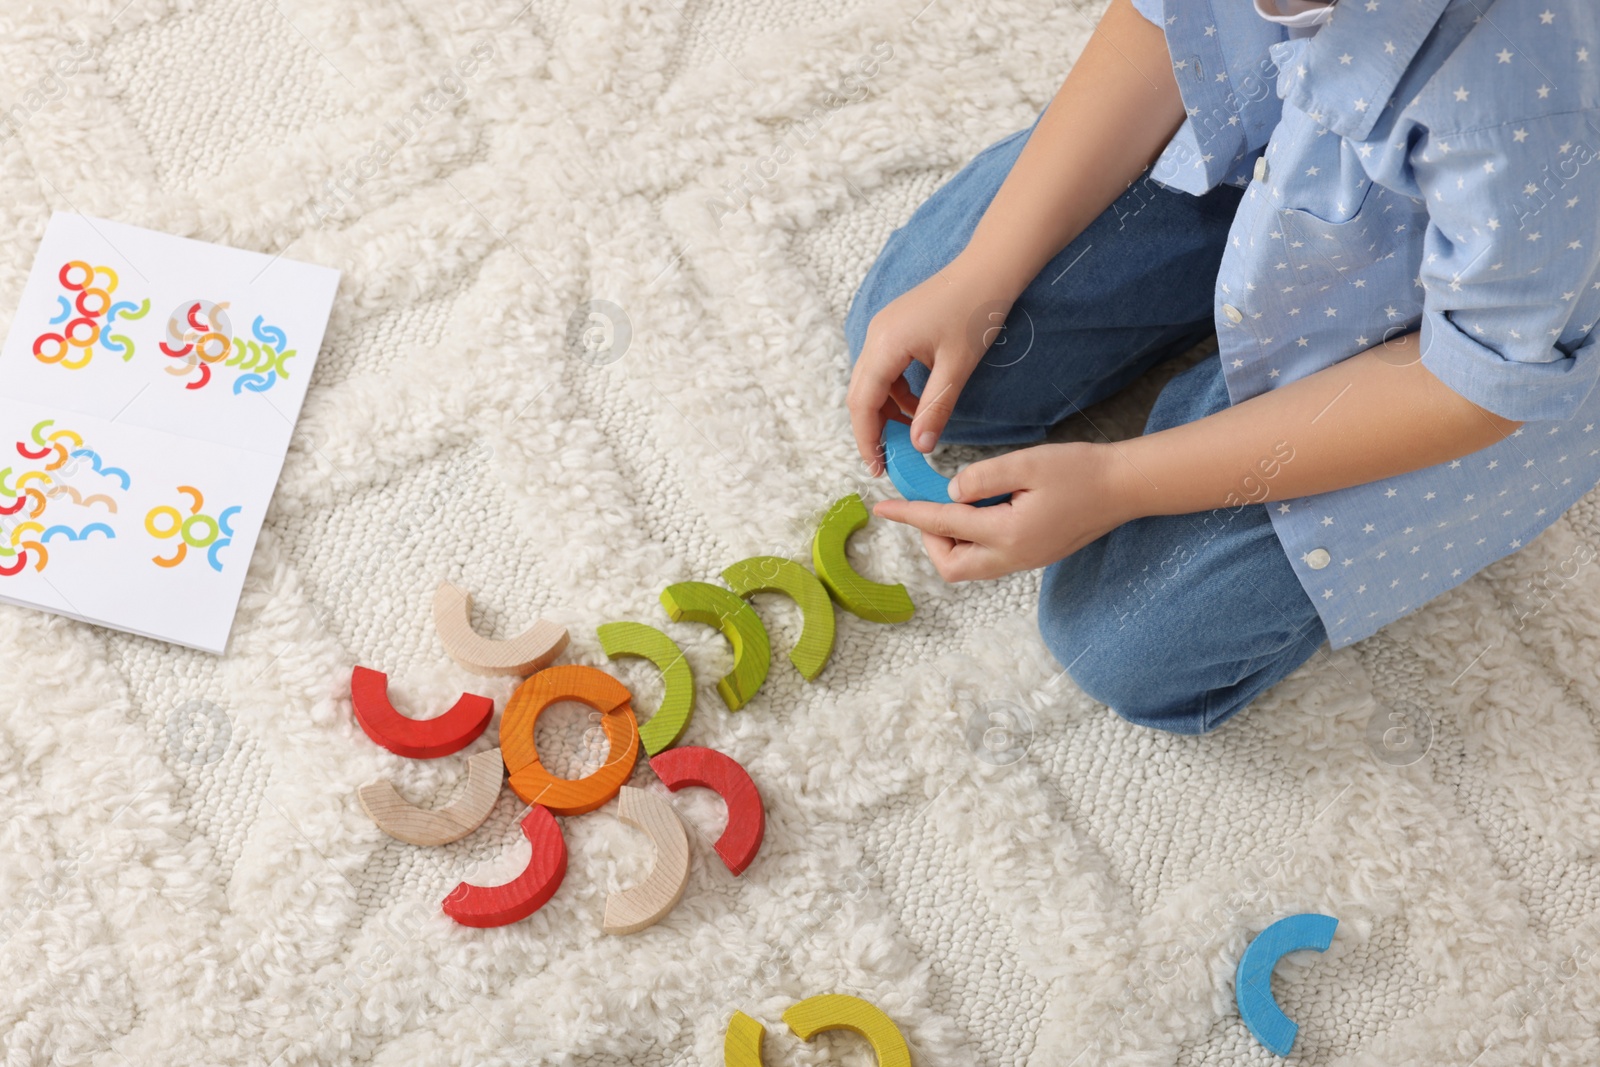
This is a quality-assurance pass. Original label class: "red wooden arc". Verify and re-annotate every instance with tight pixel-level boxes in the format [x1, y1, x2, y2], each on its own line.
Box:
[647, 746, 765, 876]
[442, 805, 567, 927]
[349, 665, 494, 759]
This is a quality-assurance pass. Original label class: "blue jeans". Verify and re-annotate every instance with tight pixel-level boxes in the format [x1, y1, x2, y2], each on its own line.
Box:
[843, 116, 1327, 734]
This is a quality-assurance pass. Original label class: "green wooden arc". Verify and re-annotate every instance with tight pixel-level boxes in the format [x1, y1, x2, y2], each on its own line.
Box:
[720, 556, 835, 681]
[659, 582, 772, 712]
[810, 494, 915, 624]
[597, 622, 696, 755]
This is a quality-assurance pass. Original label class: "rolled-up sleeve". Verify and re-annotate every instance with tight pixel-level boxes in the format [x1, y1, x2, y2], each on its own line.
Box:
[1413, 118, 1600, 423]
[1138, 0, 1287, 195]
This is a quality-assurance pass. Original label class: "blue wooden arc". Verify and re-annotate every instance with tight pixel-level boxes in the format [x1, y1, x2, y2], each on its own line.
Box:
[1235, 912, 1339, 1057]
[881, 420, 1009, 507]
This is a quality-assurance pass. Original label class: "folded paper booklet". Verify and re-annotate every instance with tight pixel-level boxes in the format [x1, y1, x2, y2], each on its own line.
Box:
[0, 213, 339, 652]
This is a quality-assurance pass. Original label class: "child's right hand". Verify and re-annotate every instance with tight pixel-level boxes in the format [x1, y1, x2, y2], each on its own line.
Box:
[847, 0, 1188, 477]
[846, 255, 1015, 474]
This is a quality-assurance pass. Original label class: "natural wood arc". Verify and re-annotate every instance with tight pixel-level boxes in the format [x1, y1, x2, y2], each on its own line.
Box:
[349, 665, 493, 759]
[811, 494, 915, 624]
[432, 580, 569, 676]
[720, 556, 836, 681]
[358, 749, 505, 845]
[648, 745, 764, 876]
[601, 786, 691, 935]
[441, 805, 567, 928]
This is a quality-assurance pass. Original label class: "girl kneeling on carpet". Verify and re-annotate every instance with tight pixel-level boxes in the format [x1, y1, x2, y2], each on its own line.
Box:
[844, 0, 1600, 733]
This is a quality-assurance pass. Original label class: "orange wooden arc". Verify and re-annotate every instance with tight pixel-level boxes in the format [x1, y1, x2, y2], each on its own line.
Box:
[441, 805, 567, 928]
[500, 665, 640, 816]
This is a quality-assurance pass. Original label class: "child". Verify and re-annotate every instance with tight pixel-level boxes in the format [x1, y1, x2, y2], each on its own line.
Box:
[844, 0, 1600, 734]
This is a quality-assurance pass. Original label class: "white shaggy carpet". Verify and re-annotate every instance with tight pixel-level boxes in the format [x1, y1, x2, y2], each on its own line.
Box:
[3, 0, 1600, 1064]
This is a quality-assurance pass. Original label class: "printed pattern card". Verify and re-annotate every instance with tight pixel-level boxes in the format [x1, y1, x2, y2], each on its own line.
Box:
[1, 213, 337, 454]
[0, 214, 339, 651]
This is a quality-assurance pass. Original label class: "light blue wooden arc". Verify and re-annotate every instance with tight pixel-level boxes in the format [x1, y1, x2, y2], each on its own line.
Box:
[1235, 912, 1339, 1057]
[881, 419, 1009, 507]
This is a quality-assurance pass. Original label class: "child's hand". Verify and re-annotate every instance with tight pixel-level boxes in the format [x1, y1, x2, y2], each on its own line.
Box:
[871, 442, 1136, 581]
[847, 255, 1015, 474]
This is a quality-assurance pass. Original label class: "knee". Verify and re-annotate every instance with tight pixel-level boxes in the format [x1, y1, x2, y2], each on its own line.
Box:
[1039, 565, 1216, 736]
[1061, 625, 1220, 736]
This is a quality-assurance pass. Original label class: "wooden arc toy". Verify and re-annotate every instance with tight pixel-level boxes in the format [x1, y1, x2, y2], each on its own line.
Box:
[441, 805, 567, 928]
[723, 1011, 768, 1066]
[719, 556, 836, 681]
[782, 995, 913, 1067]
[648, 745, 764, 876]
[358, 749, 505, 846]
[597, 621, 695, 756]
[811, 494, 915, 624]
[1235, 912, 1339, 1056]
[432, 580, 569, 676]
[499, 664, 640, 815]
[602, 786, 690, 936]
[723, 996, 912, 1067]
[349, 665, 494, 759]
[659, 582, 771, 712]
[881, 419, 1010, 507]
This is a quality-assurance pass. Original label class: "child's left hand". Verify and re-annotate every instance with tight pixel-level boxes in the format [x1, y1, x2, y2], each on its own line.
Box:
[871, 442, 1136, 581]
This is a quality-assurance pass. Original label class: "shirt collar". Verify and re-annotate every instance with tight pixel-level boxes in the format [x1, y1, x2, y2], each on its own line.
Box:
[1277, 0, 1451, 140]
[1254, 0, 1337, 28]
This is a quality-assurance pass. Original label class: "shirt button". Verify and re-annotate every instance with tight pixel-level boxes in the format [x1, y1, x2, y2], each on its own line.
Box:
[1222, 303, 1244, 324]
[1306, 548, 1331, 570]
[1253, 155, 1268, 182]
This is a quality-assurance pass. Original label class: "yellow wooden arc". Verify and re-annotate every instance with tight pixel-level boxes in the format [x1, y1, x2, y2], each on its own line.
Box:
[723, 1010, 767, 1066]
[724, 996, 911, 1066]
[782, 994, 912, 1067]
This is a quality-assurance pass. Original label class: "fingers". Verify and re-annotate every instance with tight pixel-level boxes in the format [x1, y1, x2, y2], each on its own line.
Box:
[887, 377, 920, 417]
[873, 498, 999, 544]
[920, 530, 1006, 582]
[847, 391, 889, 477]
[878, 497, 1014, 581]
[947, 449, 1034, 504]
[919, 529, 958, 577]
[908, 353, 975, 453]
[847, 340, 914, 476]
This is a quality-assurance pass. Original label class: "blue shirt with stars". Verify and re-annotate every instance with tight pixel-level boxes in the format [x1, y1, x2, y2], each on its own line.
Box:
[1130, 0, 1600, 649]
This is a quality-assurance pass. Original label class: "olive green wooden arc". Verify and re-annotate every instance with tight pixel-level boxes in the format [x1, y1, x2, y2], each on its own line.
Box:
[720, 556, 835, 681]
[810, 493, 915, 624]
[597, 622, 696, 755]
[659, 582, 772, 711]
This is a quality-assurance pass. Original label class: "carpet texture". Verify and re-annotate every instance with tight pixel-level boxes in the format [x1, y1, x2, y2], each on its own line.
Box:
[2, 0, 1599, 1064]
